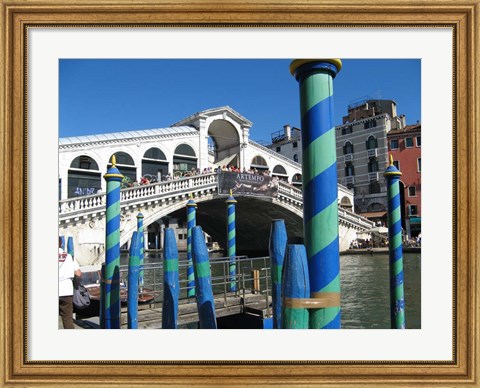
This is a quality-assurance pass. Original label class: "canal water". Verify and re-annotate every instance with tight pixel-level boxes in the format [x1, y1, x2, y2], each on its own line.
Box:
[121, 251, 421, 329]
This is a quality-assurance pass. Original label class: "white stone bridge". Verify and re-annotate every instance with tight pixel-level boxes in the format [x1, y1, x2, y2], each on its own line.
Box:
[59, 173, 374, 266]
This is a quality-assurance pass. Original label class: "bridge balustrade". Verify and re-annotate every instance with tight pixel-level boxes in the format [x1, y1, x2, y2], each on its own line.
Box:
[59, 173, 218, 217]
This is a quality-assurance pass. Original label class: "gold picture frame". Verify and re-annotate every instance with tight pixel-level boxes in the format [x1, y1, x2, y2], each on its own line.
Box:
[1, 0, 479, 386]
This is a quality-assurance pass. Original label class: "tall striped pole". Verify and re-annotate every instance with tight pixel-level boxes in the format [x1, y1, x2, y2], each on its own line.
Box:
[282, 245, 310, 329]
[67, 236, 74, 259]
[136, 212, 144, 289]
[127, 231, 140, 329]
[192, 226, 217, 329]
[60, 235, 65, 251]
[290, 59, 342, 329]
[269, 219, 288, 329]
[384, 155, 406, 329]
[225, 189, 237, 292]
[186, 194, 197, 298]
[102, 155, 124, 329]
[162, 228, 180, 329]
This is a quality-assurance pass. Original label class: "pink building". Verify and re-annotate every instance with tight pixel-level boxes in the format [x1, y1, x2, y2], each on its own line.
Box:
[387, 123, 421, 239]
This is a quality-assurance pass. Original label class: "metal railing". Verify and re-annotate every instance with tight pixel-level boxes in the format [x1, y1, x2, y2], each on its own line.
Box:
[117, 255, 272, 316]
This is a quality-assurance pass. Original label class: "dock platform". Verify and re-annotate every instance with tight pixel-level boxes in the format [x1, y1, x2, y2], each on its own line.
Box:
[73, 290, 271, 329]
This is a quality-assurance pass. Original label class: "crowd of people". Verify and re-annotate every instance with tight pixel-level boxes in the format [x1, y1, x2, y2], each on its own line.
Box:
[121, 165, 279, 187]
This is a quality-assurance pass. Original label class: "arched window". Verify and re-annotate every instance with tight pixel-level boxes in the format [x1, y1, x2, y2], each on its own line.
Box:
[345, 162, 355, 177]
[142, 147, 168, 181]
[366, 135, 378, 150]
[368, 157, 379, 173]
[343, 141, 354, 154]
[292, 173, 302, 187]
[272, 165, 288, 181]
[340, 196, 353, 209]
[173, 144, 197, 174]
[250, 155, 268, 171]
[68, 155, 101, 198]
[108, 152, 137, 183]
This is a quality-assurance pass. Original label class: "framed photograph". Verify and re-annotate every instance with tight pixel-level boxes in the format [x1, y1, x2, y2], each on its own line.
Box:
[1, 0, 478, 386]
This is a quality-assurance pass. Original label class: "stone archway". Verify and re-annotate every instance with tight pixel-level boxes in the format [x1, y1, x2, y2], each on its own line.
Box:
[207, 119, 240, 168]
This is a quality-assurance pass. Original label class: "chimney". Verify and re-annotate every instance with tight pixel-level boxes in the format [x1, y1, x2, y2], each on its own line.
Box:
[284, 124, 292, 140]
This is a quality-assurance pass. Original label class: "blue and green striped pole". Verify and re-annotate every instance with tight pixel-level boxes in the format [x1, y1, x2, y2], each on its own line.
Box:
[186, 194, 197, 298]
[290, 59, 342, 329]
[282, 245, 310, 329]
[162, 228, 180, 329]
[102, 155, 124, 329]
[384, 155, 406, 329]
[127, 231, 140, 329]
[60, 236, 65, 251]
[67, 236, 74, 259]
[269, 219, 288, 329]
[225, 189, 237, 292]
[192, 226, 217, 329]
[136, 212, 144, 289]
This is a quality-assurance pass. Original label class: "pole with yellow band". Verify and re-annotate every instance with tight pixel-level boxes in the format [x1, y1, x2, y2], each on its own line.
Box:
[281, 245, 310, 329]
[290, 59, 342, 329]
[102, 155, 124, 329]
[384, 154, 406, 329]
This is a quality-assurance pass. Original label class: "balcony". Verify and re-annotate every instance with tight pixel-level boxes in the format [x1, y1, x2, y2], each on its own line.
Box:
[367, 148, 377, 158]
[368, 172, 379, 181]
[344, 153, 353, 162]
[345, 176, 355, 185]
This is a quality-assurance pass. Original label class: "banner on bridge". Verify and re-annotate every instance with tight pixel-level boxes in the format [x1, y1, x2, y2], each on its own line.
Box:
[218, 172, 279, 197]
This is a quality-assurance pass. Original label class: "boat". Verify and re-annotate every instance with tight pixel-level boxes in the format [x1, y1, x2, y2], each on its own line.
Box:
[74, 271, 156, 317]
[85, 283, 156, 305]
[207, 241, 223, 253]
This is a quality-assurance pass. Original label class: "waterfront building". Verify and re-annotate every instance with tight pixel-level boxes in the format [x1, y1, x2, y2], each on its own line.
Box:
[266, 125, 303, 188]
[387, 123, 422, 238]
[335, 98, 411, 223]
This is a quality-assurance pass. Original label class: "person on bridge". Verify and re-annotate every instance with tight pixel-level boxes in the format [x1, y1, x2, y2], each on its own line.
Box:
[58, 237, 82, 329]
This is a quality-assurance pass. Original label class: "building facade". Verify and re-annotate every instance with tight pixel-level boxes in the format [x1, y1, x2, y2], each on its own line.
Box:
[267, 125, 303, 187]
[387, 123, 422, 238]
[335, 99, 410, 221]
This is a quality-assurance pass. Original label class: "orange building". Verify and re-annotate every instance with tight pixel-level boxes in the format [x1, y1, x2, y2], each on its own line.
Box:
[387, 123, 421, 239]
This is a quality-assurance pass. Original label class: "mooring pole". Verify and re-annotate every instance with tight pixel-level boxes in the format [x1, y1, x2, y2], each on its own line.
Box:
[127, 231, 140, 329]
[192, 226, 217, 329]
[269, 219, 288, 329]
[102, 155, 124, 329]
[281, 245, 310, 329]
[290, 59, 342, 329]
[162, 228, 180, 329]
[60, 235, 65, 251]
[186, 194, 197, 298]
[384, 155, 406, 329]
[225, 189, 237, 292]
[136, 212, 144, 290]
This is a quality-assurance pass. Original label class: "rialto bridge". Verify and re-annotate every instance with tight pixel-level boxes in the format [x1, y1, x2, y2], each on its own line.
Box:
[59, 106, 374, 265]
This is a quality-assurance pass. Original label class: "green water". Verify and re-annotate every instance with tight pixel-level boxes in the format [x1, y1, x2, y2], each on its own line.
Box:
[340, 253, 421, 329]
[121, 252, 421, 329]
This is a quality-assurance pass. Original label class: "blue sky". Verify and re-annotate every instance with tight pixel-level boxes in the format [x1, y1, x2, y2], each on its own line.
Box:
[59, 59, 420, 143]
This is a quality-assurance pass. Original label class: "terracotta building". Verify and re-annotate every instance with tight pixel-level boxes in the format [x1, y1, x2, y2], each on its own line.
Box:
[387, 123, 422, 239]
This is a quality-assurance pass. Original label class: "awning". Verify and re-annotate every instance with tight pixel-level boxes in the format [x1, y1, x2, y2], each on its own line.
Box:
[409, 217, 422, 224]
[360, 211, 387, 219]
